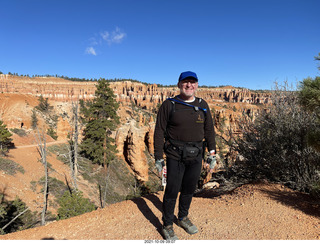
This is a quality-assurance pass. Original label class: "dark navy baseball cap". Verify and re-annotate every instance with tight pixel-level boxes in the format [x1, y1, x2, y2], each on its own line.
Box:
[178, 71, 198, 82]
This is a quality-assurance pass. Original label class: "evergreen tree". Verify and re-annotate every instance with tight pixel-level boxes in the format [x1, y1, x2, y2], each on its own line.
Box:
[298, 76, 320, 151]
[299, 76, 320, 113]
[0, 195, 36, 235]
[80, 79, 120, 167]
[35, 95, 53, 113]
[298, 54, 320, 151]
[0, 120, 13, 155]
[315, 52, 320, 69]
[31, 109, 38, 129]
[57, 191, 96, 220]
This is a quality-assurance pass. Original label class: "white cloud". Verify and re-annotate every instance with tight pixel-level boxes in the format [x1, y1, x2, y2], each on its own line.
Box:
[100, 27, 126, 45]
[89, 37, 99, 46]
[100, 31, 110, 41]
[110, 27, 126, 43]
[85, 47, 97, 56]
[86, 27, 126, 56]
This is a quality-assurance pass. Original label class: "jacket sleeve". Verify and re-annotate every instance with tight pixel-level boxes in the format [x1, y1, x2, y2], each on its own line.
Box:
[203, 100, 216, 153]
[153, 100, 171, 160]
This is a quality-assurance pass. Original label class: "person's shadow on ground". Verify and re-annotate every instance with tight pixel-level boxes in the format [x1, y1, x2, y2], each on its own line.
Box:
[131, 193, 164, 236]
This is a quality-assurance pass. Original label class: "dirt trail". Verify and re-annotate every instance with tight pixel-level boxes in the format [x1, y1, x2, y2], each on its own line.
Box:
[14, 140, 68, 149]
[1, 183, 320, 240]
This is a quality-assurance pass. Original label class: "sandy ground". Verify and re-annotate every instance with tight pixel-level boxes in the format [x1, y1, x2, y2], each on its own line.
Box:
[1, 183, 319, 240]
[0, 123, 319, 241]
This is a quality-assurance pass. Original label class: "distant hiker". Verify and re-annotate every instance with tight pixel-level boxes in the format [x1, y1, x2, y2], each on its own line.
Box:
[154, 71, 217, 240]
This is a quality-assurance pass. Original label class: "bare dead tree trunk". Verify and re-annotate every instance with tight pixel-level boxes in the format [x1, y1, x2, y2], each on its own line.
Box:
[35, 129, 48, 226]
[67, 142, 77, 191]
[72, 101, 79, 182]
[67, 101, 80, 190]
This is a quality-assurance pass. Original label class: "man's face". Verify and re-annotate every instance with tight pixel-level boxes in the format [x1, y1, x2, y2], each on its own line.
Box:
[178, 79, 198, 99]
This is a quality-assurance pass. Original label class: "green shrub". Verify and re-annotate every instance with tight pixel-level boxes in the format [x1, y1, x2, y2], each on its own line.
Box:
[38, 176, 68, 199]
[298, 76, 320, 152]
[57, 191, 96, 220]
[0, 157, 25, 175]
[31, 110, 38, 129]
[47, 127, 58, 140]
[30, 181, 37, 192]
[310, 181, 320, 198]
[0, 120, 13, 155]
[229, 82, 320, 194]
[10, 128, 27, 137]
[0, 195, 37, 235]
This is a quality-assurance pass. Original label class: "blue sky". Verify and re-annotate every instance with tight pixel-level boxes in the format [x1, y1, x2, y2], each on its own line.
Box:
[1, 0, 319, 90]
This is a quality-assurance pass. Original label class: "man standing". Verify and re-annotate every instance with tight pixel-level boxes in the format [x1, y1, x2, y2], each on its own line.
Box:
[154, 71, 216, 240]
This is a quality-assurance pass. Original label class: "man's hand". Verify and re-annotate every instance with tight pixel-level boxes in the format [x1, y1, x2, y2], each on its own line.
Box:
[206, 155, 216, 173]
[155, 159, 165, 174]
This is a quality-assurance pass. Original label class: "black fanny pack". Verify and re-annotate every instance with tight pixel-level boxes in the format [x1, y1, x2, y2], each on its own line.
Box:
[165, 139, 203, 160]
[184, 145, 200, 158]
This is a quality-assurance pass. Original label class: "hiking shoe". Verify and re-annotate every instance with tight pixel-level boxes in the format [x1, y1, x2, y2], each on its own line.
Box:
[161, 225, 179, 240]
[178, 216, 198, 235]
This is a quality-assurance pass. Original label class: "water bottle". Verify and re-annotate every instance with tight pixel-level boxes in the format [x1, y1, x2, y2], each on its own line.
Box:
[162, 166, 167, 186]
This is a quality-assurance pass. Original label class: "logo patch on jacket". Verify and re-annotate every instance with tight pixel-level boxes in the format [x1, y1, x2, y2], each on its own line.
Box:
[196, 114, 204, 123]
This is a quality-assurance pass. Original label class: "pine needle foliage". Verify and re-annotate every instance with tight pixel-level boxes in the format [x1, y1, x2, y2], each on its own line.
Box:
[0, 120, 13, 156]
[298, 76, 320, 152]
[57, 190, 96, 220]
[0, 195, 37, 235]
[35, 95, 53, 113]
[79, 79, 120, 166]
[298, 76, 320, 113]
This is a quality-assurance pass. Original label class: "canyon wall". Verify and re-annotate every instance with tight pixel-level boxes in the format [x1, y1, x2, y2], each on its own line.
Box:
[0, 74, 271, 106]
[0, 75, 271, 182]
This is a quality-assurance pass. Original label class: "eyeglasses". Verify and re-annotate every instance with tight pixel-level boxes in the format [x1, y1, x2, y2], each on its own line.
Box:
[180, 80, 197, 85]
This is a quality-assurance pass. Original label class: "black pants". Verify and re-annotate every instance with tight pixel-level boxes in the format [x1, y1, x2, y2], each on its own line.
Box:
[162, 155, 202, 226]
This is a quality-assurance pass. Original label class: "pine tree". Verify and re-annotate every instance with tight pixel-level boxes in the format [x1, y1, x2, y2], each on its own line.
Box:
[0, 120, 13, 155]
[298, 76, 320, 151]
[31, 109, 38, 129]
[57, 191, 96, 220]
[298, 54, 320, 151]
[299, 76, 320, 113]
[80, 79, 120, 167]
[35, 95, 53, 113]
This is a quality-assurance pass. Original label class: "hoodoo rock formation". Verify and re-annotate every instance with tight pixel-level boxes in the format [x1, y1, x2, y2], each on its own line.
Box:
[0, 75, 270, 182]
[115, 119, 155, 182]
[0, 75, 271, 106]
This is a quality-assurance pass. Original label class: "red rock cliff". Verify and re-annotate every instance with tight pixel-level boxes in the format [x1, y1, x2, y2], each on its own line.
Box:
[0, 75, 271, 106]
[0, 75, 270, 182]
